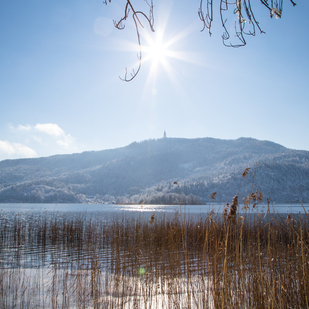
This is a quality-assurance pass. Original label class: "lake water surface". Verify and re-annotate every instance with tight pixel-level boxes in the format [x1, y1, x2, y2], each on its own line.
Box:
[1, 202, 308, 308]
[1, 202, 308, 214]
[2, 202, 307, 270]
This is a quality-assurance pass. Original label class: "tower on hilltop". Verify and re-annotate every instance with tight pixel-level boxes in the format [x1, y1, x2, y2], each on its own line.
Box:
[163, 130, 167, 138]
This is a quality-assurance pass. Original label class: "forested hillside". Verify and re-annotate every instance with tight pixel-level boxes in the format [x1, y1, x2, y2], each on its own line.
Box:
[0, 137, 308, 204]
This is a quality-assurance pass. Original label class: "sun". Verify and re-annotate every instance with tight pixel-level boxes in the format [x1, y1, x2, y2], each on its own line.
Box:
[146, 37, 167, 64]
[140, 26, 198, 79]
[142, 32, 170, 67]
[135, 23, 201, 89]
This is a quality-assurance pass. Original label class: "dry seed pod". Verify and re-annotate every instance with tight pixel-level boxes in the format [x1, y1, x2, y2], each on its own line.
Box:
[228, 195, 238, 221]
[242, 168, 250, 178]
[208, 192, 217, 200]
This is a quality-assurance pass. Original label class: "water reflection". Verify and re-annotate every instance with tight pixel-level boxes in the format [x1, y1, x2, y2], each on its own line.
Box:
[1, 202, 308, 213]
[0, 209, 208, 271]
[1, 204, 308, 308]
[1, 203, 308, 270]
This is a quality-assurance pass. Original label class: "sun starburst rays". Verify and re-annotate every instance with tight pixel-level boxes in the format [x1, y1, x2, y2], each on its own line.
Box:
[115, 16, 203, 94]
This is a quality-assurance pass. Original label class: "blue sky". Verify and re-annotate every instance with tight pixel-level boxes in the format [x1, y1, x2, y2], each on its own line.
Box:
[0, 0, 308, 161]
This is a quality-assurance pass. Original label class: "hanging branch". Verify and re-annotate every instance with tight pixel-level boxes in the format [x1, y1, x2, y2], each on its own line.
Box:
[218, 0, 288, 47]
[201, 0, 295, 47]
[198, 0, 213, 35]
[104, 0, 154, 81]
[246, 0, 265, 34]
[105, 0, 296, 80]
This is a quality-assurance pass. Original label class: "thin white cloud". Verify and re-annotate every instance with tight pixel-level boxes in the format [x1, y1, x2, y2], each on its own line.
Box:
[33, 123, 74, 148]
[17, 124, 32, 131]
[0, 140, 37, 159]
[0, 140, 15, 154]
[56, 133, 74, 148]
[3, 123, 78, 160]
[35, 123, 65, 137]
[13, 143, 37, 157]
[33, 135, 43, 144]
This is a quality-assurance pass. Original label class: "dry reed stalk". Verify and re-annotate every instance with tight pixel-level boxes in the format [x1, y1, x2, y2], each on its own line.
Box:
[1, 201, 309, 308]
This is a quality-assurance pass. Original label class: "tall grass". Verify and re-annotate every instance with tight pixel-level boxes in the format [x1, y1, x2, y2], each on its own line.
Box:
[0, 203, 308, 308]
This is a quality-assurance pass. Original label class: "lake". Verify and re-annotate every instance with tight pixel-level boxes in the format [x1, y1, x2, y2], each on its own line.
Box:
[1, 202, 308, 308]
[1, 201, 307, 270]
[0, 202, 308, 214]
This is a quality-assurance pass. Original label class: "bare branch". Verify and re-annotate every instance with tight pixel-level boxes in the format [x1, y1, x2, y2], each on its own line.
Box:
[199, 0, 213, 35]
[107, 0, 155, 81]
[105, 0, 296, 80]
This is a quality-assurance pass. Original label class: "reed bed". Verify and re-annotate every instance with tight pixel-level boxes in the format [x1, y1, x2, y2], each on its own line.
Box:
[0, 206, 308, 308]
